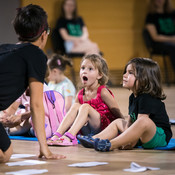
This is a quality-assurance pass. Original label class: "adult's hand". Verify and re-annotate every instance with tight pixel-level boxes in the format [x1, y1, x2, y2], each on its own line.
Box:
[38, 146, 66, 160]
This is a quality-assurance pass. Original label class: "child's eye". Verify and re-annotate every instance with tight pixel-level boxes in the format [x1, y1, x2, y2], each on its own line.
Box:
[129, 71, 134, 74]
[89, 67, 93, 71]
[81, 66, 85, 70]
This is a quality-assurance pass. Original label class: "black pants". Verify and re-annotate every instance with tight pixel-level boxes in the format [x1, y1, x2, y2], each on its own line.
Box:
[0, 123, 11, 152]
[153, 42, 175, 72]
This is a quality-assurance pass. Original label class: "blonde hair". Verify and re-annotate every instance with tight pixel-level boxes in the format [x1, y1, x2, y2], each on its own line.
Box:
[81, 54, 109, 85]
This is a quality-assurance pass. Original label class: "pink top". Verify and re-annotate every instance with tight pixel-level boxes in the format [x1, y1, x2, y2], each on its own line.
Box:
[78, 85, 117, 130]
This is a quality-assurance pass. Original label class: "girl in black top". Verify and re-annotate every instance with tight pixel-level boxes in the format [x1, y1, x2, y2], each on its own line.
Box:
[78, 57, 172, 151]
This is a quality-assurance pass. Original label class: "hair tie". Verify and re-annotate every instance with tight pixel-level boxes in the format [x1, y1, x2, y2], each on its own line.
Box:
[16, 8, 22, 13]
[57, 59, 61, 65]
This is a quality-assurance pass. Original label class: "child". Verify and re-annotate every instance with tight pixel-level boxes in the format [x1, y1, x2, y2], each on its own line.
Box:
[78, 57, 172, 151]
[47, 54, 123, 146]
[47, 54, 76, 112]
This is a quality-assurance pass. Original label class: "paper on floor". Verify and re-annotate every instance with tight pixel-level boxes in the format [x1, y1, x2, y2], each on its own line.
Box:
[6, 160, 46, 166]
[6, 169, 48, 175]
[123, 162, 160, 172]
[68, 162, 108, 167]
[10, 154, 35, 159]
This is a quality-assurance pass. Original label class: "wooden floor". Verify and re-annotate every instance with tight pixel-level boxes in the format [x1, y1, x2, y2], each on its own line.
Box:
[1, 86, 175, 175]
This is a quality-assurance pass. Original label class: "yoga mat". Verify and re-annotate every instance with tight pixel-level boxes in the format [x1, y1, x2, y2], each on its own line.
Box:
[137, 138, 175, 150]
[9, 136, 38, 141]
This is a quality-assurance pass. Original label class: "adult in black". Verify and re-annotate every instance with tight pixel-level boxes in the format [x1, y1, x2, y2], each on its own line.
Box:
[0, 4, 65, 163]
[145, 0, 175, 73]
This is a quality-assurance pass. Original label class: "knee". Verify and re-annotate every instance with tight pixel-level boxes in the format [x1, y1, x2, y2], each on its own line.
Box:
[0, 144, 13, 163]
[136, 116, 151, 130]
[71, 103, 81, 110]
[79, 103, 91, 111]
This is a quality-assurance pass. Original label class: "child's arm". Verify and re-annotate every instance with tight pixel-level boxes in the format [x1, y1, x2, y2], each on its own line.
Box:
[101, 88, 124, 119]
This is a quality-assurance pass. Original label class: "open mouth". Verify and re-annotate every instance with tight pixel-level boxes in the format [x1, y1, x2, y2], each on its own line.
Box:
[83, 76, 88, 81]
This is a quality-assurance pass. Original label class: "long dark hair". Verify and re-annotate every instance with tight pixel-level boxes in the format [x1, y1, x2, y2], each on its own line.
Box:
[13, 4, 48, 42]
[123, 57, 166, 100]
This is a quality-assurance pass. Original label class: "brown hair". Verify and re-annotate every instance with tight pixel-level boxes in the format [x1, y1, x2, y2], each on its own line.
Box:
[147, 0, 174, 13]
[60, 0, 78, 19]
[123, 57, 166, 100]
[81, 54, 109, 85]
[48, 54, 72, 72]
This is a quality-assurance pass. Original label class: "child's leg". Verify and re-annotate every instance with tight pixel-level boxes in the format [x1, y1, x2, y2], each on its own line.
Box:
[54, 103, 81, 136]
[9, 119, 31, 136]
[93, 118, 128, 140]
[110, 116, 156, 150]
[67, 104, 101, 136]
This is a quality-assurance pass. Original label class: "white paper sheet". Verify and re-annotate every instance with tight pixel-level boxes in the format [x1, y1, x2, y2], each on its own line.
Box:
[123, 162, 160, 172]
[6, 169, 48, 175]
[6, 160, 46, 166]
[10, 154, 35, 159]
[68, 162, 108, 167]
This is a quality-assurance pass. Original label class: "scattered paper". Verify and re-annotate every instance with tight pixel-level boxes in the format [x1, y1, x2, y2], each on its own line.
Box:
[6, 169, 48, 175]
[6, 160, 46, 166]
[123, 162, 160, 172]
[170, 119, 175, 124]
[72, 174, 100, 175]
[68, 162, 108, 167]
[10, 154, 35, 159]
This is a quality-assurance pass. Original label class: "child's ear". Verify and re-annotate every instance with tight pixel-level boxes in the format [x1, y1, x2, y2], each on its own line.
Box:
[97, 74, 103, 80]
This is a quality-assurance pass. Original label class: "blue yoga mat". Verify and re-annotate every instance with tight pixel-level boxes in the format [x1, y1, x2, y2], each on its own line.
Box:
[137, 138, 175, 150]
[9, 135, 38, 141]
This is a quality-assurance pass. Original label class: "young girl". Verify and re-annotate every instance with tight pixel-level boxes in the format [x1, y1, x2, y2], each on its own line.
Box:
[54, 0, 100, 54]
[78, 57, 172, 151]
[47, 54, 76, 112]
[47, 54, 123, 146]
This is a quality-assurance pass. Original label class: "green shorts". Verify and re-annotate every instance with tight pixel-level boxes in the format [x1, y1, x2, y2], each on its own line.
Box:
[142, 127, 167, 149]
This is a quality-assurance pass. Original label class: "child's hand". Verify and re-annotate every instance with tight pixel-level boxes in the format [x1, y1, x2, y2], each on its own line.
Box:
[0, 112, 22, 128]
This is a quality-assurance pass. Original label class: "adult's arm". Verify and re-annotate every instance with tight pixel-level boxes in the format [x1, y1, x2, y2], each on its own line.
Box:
[59, 26, 89, 42]
[146, 24, 175, 43]
[29, 78, 65, 159]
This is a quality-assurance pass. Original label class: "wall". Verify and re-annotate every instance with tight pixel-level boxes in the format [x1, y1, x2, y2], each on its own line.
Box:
[0, 0, 20, 44]
[21, 0, 175, 85]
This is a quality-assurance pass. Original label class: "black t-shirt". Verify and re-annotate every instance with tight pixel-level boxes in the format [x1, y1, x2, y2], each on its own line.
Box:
[145, 11, 175, 35]
[56, 16, 85, 37]
[0, 123, 11, 152]
[129, 93, 172, 143]
[0, 43, 47, 110]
